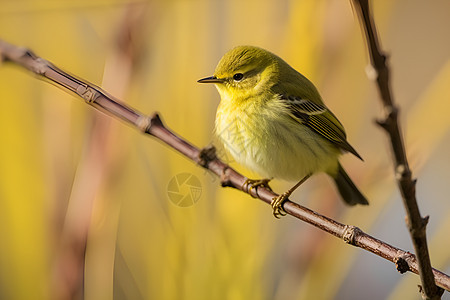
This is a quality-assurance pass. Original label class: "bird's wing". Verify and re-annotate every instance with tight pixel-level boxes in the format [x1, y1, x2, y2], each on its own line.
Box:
[279, 94, 362, 160]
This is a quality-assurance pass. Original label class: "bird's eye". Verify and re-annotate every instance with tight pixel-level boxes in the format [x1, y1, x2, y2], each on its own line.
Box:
[233, 73, 244, 81]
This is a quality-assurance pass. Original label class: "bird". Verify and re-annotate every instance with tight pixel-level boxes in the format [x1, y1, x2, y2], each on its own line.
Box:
[198, 45, 368, 218]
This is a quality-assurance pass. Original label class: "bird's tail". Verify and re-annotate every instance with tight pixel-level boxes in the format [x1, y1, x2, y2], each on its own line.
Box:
[332, 163, 368, 206]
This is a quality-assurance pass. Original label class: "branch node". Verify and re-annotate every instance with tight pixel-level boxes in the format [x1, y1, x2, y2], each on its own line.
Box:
[395, 164, 409, 181]
[23, 49, 38, 59]
[144, 113, 164, 136]
[342, 225, 361, 245]
[386, 104, 398, 118]
[375, 118, 388, 130]
[198, 145, 217, 168]
[30, 57, 48, 75]
[150, 112, 163, 128]
[394, 255, 411, 274]
[422, 215, 430, 227]
[375, 105, 398, 131]
[136, 115, 152, 133]
[365, 64, 378, 80]
[220, 167, 233, 187]
[418, 284, 444, 299]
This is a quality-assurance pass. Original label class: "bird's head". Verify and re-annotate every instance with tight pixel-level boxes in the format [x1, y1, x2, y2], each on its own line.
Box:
[198, 46, 279, 102]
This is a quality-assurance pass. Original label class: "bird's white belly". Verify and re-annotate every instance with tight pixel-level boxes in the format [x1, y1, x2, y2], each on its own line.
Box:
[215, 107, 340, 181]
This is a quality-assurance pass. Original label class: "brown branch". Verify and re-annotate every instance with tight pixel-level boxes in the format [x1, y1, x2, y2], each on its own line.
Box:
[350, 1, 443, 299]
[1, 39, 449, 293]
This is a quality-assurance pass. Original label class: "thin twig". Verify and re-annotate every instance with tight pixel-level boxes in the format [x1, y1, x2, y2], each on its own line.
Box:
[50, 5, 147, 299]
[0, 39, 449, 293]
[350, 1, 443, 299]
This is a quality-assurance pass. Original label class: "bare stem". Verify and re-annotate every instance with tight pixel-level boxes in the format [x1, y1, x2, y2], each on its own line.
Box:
[0, 39, 449, 293]
[350, 0, 442, 298]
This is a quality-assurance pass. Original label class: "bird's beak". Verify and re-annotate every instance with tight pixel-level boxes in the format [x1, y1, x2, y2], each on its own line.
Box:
[197, 76, 224, 84]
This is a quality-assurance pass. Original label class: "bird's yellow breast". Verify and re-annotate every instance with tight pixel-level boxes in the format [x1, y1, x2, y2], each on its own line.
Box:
[215, 94, 341, 181]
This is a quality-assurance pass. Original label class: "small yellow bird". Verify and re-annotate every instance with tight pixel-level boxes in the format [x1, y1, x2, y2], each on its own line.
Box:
[198, 46, 368, 218]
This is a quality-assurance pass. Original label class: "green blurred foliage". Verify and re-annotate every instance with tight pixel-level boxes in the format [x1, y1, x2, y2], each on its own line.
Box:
[0, 0, 449, 299]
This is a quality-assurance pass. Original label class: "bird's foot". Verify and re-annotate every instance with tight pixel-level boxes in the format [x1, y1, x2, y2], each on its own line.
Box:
[242, 178, 272, 197]
[270, 174, 311, 219]
[271, 192, 290, 219]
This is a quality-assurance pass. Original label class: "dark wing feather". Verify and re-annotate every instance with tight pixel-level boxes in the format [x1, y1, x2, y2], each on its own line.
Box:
[280, 94, 362, 160]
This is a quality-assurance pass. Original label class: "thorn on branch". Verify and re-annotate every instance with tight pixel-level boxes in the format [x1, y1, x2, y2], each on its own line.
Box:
[375, 104, 398, 131]
[24, 49, 38, 60]
[138, 113, 162, 134]
[144, 113, 165, 136]
[422, 215, 430, 227]
[375, 118, 388, 130]
[149, 112, 163, 129]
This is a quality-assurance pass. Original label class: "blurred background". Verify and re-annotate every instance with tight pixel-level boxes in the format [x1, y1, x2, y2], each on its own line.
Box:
[0, 0, 449, 299]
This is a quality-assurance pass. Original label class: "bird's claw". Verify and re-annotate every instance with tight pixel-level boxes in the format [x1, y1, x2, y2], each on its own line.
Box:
[271, 193, 289, 219]
[243, 178, 272, 197]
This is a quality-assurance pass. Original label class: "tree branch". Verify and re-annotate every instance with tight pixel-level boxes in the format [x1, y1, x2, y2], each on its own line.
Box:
[0, 39, 449, 293]
[350, 1, 443, 299]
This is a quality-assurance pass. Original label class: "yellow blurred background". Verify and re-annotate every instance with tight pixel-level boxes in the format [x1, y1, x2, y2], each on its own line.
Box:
[0, 0, 449, 299]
